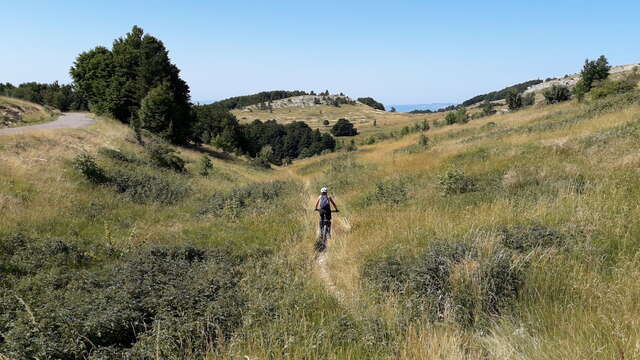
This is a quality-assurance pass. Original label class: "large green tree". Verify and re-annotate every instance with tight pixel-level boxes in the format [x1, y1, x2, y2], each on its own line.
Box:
[70, 26, 193, 143]
[580, 55, 610, 90]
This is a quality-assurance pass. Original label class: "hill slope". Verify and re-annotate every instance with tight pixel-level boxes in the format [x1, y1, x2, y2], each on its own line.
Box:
[0, 96, 57, 128]
[2, 88, 640, 358]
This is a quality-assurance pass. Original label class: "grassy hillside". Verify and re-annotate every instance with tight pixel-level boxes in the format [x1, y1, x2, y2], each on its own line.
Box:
[2, 88, 640, 358]
[0, 96, 58, 128]
[232, 102, 440, 140]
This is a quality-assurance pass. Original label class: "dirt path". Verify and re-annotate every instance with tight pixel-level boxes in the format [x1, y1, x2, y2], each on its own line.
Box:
[0, 113, 94, 136]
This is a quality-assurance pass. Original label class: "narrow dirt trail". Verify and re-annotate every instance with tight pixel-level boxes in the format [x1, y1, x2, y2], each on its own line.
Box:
[0, 113, 94, 136]
[291, 171, 353, 305]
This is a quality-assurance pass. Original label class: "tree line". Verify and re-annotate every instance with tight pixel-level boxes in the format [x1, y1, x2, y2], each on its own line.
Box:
[0, 82, 87, 111]
[68, 26, 337, 164]
[461, 79, 543, 107]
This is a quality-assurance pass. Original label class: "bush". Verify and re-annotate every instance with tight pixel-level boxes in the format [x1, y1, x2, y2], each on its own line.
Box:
[506, 91, 523, 110]
[198, 156, 213, 176]
[543, 85, 571, 104]
[590, 78, 637, 99]
[199, 180, 291, 217]
[0, 238, 244, 359]
[109, 167, 190, 204]
[363, 240, 525, 327]
[481, 100, 496, 116]
[72, 154, 109, 184]
[331, 118, 358, 136]
[145, 141, 186, 172]
[444, 109, 468, 125]
[521, 92, 535, 106]
[370, 178, 409, 205]
[498, 224, 565, 252]
[418, 134, 429, 147]
[438, 168, 477, 195]
[98, 147, 131, 162]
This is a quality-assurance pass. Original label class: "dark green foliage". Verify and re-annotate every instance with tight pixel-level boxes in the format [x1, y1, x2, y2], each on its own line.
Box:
[322, 119, 330, 126]
[72, 154, 109, 184]
[506, 91, 523, 110]
[543, 85, 571, 104]
[498, 224, 565, 252]
[362, 240, 525, 328]
[331, 118, 358, 136]
[462, 79, 542, 106]
[0, 235, 244, 359]
[242, 120, 336, 163]
[213, 90, 308, 110]
[137, 83, 178, 140]
[357, 97, 385, 111]
[199, 156, 213, 176]
[418, 134, 429, 147]
[438, 168, 477, 195]
[70, 26, 193, 143]
[0, 81, 88, 111]
[144, 141, 186, 172]
[580, 55, 610, 91]
[193, 105, 243, 151]
[199, 180, 291, 217]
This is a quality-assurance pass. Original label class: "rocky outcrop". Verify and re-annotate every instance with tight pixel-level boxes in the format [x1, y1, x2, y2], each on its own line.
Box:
[524, 62, 640, 94]
[242, 94, 356, 111]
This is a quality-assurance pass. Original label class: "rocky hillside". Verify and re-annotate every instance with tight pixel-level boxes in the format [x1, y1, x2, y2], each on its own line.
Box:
[241, 94, 357, 111]
[524, 62, 640, 93]
[0, 96, 56, 127]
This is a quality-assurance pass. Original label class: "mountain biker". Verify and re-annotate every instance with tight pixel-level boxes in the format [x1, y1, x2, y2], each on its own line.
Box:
[315, 187, 339, 231]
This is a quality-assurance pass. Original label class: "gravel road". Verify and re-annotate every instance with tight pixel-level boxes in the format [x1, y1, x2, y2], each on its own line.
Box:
[0, 113, 95, 136]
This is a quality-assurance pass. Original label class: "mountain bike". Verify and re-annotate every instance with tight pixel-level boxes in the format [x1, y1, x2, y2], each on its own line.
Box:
[314, 209, 339, 252]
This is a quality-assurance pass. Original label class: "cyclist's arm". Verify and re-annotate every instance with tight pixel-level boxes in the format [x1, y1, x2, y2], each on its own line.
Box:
[314, 196, 320, 210]
[329, 197, 339, 211]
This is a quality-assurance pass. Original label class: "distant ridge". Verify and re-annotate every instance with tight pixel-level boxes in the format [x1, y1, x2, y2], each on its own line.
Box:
[388, 103, 455, 113]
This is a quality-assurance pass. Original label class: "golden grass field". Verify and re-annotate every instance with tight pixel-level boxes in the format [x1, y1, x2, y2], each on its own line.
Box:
[2, 88, 640, 358]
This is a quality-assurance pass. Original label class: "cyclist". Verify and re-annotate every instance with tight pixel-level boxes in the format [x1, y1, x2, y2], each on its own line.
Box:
[315, 187, 339, 234]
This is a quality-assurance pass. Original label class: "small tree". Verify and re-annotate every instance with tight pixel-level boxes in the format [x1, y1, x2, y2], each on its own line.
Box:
[390, 106, 397, 113]
[543, 85, 571, 104]
[418, 134, 429, 147]
[198, 156, 213, 176]
[581, 55, 610, 90]
[573, 80, 589, 102]
[373, 119, 377, 127]
[506, 91, 523, 110]
[331, 118, 358, 136]
[322, 119, 330, 126]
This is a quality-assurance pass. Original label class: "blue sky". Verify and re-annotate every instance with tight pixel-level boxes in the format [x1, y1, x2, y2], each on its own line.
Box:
[1, 1, 639, 105]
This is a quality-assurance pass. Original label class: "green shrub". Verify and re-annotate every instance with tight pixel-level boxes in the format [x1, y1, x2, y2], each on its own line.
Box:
[521, 92, 535, 106]
[498, 224, 565, 252]
[590, 78, 637, 99]
[363, 240, 525, 328]
[418, 134, 429, 147]
[109, 167, 190, 204]
[543, 85, 571, 104]
[72, 154, 109, 184]
[199, 180, 291, 216]
[145, 141, 186, 172]
[198, 155, 213, 176]
[445, 109, 468, 125]
[438, 168, 477, 195]
[362, 177, 409, 206]
[0, 237, 244, 359]
[506, 91, 523, 110]
[97, 147, 131, 162]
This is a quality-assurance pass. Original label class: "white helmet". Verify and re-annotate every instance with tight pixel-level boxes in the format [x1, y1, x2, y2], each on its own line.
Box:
[320, 187, 328, 194]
